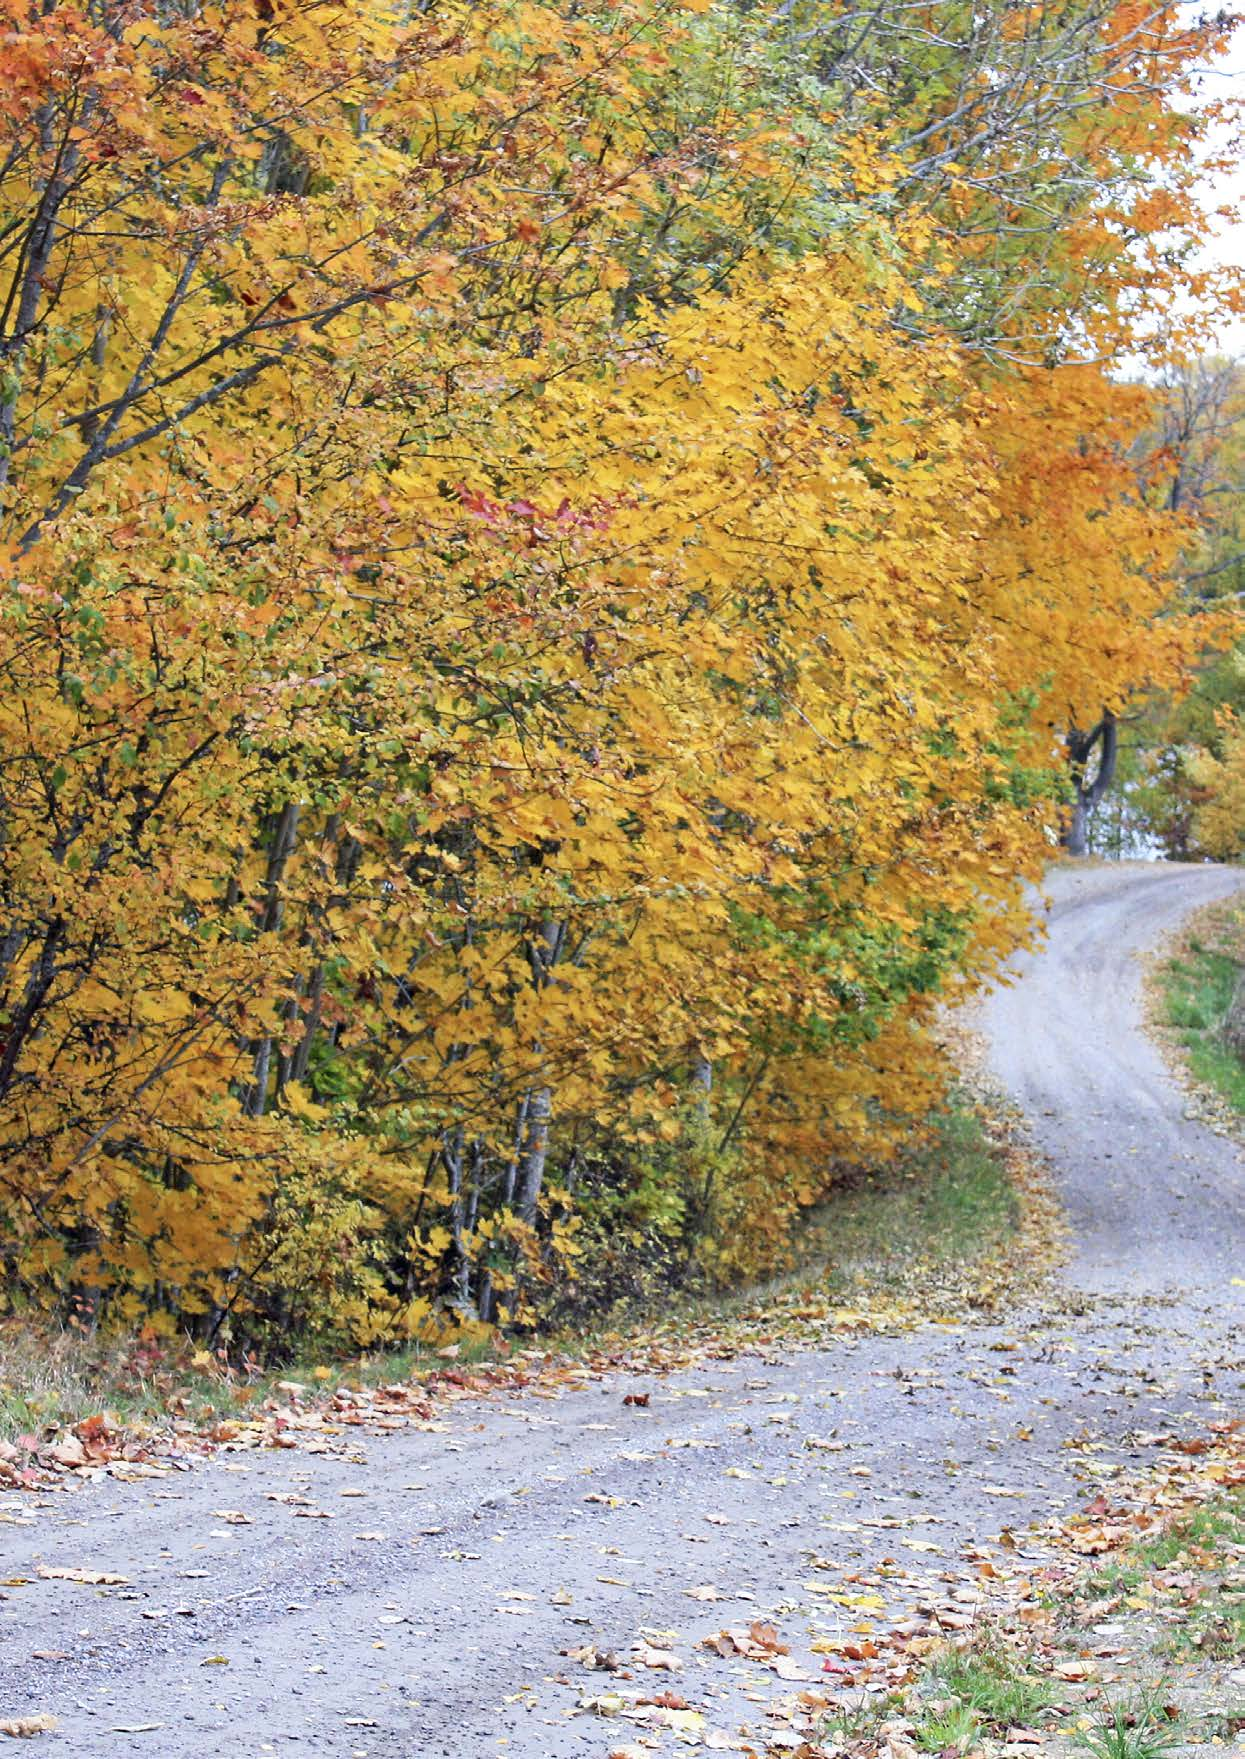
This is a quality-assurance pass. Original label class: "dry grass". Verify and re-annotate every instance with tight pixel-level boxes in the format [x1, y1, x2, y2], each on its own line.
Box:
[0, 1320, 234, 1441]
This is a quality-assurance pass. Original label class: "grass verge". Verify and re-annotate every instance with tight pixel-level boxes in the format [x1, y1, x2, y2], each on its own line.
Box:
[1082, 1489, 1245, 1664]
[1154, 897, 1245, 1120]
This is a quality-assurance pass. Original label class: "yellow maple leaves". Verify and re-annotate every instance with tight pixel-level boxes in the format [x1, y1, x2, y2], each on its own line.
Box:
[0, 0, 1233, 1342]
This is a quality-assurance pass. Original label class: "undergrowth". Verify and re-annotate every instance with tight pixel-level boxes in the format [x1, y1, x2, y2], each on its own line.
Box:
[812, 1104, 1021, 1280]
[0, 1100, 1035, 1443]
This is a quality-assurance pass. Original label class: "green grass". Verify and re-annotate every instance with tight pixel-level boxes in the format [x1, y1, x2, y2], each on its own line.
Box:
[806, 1104, 1022, 1283]
[1082, 1492, 1245, 1663]
[0, 1318, 504, 1446]
[1159, 1492, 1245, 1661]
[534, 1099, 1030, 1349]
[931, 1636, 1054, 1728]
[1160, 935, 1245, 1115]
[1085, 1497, 1243, 1599]
[0, 1323, 229, 1441]
[914, 1702, 983, 1752]
[1073, 1691, 1182, 1759]
[821, 1692, 908, 1746]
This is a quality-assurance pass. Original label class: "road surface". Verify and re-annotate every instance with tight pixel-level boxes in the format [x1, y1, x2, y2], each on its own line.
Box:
[1, 862, 1241, 1755]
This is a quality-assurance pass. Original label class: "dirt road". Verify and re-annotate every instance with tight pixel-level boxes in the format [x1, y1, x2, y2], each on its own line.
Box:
[1, 862, 1241, 1756]
[981, 860, 1245, 1295]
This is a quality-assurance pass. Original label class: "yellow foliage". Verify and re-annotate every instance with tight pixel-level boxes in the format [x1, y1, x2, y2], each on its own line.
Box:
[0, 0, 1232, 1345]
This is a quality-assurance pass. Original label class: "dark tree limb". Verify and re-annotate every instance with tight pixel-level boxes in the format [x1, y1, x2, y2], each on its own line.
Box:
[1064, 710, 1118, 856]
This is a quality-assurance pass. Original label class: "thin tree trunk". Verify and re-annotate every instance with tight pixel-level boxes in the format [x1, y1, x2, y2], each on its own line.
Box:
[244, 802, 300, 1117]
[288, 962, 325, 1084]
[515, 1083, 552, 1226]
[514, 920, 564, 1226]
[443, 1126, 471, 1305]
[691, 1048, 712, 1124]
[479, 1092, 532, 1322]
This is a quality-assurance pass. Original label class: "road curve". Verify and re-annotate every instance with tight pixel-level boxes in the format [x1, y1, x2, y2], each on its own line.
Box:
[0, 862, 1241, 1757]
[979, 860, 1245, 1296]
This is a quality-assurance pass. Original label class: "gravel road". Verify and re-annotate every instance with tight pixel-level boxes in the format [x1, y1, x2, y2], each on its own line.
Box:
[1, 861, 1241, 1757]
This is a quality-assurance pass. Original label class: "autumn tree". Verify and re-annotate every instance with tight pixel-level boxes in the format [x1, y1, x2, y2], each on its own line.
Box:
[0, 0, 1236, 1346]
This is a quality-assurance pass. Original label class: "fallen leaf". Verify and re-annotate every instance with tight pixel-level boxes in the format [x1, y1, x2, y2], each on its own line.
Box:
[1055, 1660, 1092, 1682]
[633, 1642, 682, 1671]
[580, 1692, 627, 1716]
[0, 1715, 57, 1738]
[48, 1437, 87, 1468]
[646, 1706, 704, 1733]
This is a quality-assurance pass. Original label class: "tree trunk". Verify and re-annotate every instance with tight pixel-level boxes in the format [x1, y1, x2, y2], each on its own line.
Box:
[1063, 711, 1118, 856]
[1065, 794, 1091, 858]
[244, 802, 300, 1117]
[691, 1048, 712, 1123]
[513, 920, 563, 1226]
[514, 1082, 552, 1226]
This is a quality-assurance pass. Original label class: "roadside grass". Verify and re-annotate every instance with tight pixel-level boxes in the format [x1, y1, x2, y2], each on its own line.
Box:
[905, 1627, 1055, 1754]
[0, 1321, 229, 1442]
[1084, 1493, 1245, 1605]
[914, 1701, 983, 1752]
[809, 1103, 1023, 1284]
[879, 1469, 1243, 1759]
[1073, 1691, 1183, 1759]
[821, 1692, 907, 1747]
[929, 1631, 1055, 1728]
[0, 1315, 502, 1446]
[0, 1100, 1041, 1448]
[1153, 1494, 1245, 1662]
[1157, 901, 1245, 1118]
[817, 1434, 1245, 1759]
[1076, 1491, 1245, 1666]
